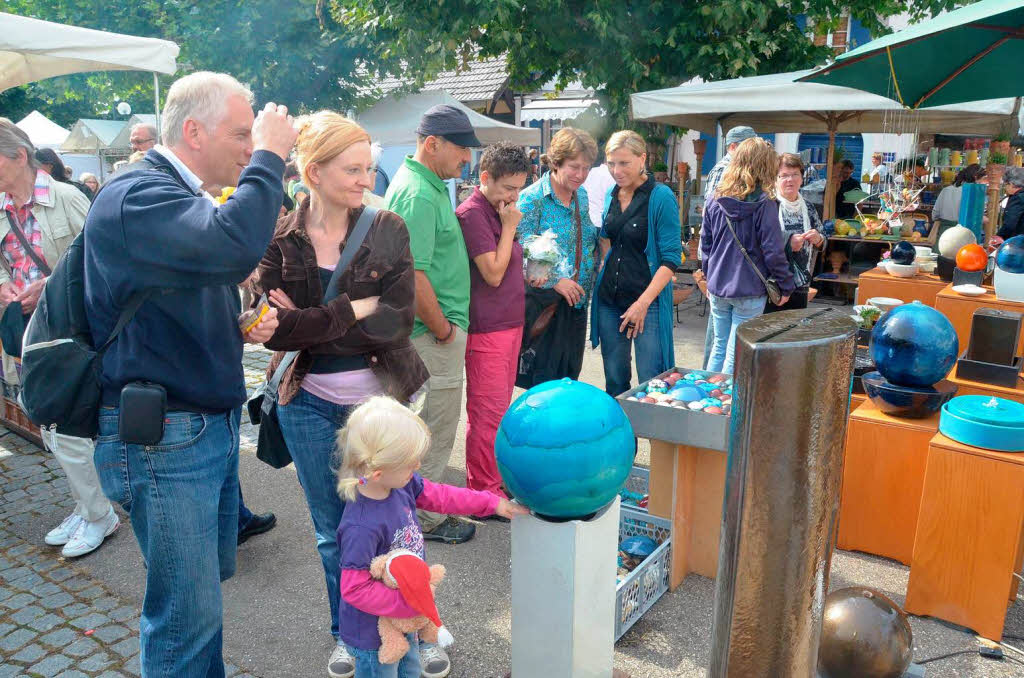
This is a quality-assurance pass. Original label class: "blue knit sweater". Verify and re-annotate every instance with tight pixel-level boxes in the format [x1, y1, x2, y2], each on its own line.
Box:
[84, 149, 284, 412]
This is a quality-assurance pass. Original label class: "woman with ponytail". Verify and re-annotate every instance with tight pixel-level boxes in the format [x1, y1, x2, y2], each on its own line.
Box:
[249, 112, 428, 677]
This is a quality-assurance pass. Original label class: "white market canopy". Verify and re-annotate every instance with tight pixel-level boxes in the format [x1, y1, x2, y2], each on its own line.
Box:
[630, 69, 1023, 137]
[0, 12, 178, 91]
[60, 118, 127, 154]
[520, 97, 602, 122]
[16, 110, 68, 149]
[358, 90, 540, 147]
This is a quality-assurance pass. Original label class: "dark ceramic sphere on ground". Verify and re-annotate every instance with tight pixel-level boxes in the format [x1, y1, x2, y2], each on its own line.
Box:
[869, 301, 958, 387]
[890, 240, 916, 265]
[817, 587, 913, 678]
[862, 371, 958, 418]
[996, 234, 1024, 274]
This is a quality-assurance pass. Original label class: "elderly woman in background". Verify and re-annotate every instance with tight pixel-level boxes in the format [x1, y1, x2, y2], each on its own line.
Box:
[998, 166, 1024, 240]
[80, 172, 100, 197]
[701, 137, 794, 374]
[516, 127, 599, 386]
[0, 119, 118, 558]
[933, 163, 985, 238]
[590, 130, 682, 396]
[768, 153, 825, 313]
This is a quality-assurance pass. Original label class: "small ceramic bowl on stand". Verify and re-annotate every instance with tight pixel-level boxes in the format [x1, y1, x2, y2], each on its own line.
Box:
[887, 262, 920, 278]
[866, 297, 904, 313]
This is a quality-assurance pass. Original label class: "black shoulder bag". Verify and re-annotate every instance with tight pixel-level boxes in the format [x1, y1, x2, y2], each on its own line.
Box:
[722, 213, 784, 306]
[247, 206, 378, 469]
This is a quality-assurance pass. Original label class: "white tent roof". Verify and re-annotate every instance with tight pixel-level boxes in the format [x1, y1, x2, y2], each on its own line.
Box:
[60, 118, 127, 153]
[357, 90, 540, 147]
[630, 69, 1023, 136]
[16, 110, 69, 148]
[0, 12, 178, 91]
[520, 98, 602, 122]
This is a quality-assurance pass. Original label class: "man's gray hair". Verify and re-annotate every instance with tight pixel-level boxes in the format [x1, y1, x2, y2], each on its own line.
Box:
[131, 122, 158, 139]
[161, 72, 253, 147]
[1004, 166, 1024, 188]
[0, 118, 38, 170]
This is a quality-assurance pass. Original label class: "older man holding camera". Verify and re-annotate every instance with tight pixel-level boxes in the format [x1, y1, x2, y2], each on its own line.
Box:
[84, 71, 296, 677]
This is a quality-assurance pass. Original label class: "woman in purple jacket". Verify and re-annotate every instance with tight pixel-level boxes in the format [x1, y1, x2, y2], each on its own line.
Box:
[701, 138, 794, 374]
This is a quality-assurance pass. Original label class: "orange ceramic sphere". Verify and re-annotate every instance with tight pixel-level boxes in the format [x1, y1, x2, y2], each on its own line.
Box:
[956, 244, 988, 271]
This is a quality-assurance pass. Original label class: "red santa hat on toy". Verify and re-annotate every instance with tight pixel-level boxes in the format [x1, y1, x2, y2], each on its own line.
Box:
[385, 550, 454, 647]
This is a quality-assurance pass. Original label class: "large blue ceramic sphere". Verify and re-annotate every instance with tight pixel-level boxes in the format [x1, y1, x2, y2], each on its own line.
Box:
[996, 235, 1024, 274]
[870, 301, 959, 388]
[495, 379, 635, 519]
[891, 241, 916, 265]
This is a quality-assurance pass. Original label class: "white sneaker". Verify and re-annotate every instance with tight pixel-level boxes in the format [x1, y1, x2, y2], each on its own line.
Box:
[419, 643, 451, 678]
[327, 644, 355, 678]
[45, 513, 84, 546]
[61, 508, 119, 558]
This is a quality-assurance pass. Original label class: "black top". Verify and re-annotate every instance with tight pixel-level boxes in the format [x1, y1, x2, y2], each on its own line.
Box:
[998, 192, 1024, 239]
[599, 175, 669, 311]
[835, 177, 861, 219]
[308, 266, 367, 374]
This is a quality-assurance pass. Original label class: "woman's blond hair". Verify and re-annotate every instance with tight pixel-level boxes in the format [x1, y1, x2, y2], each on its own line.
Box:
[540, 127, 598, 169]
[336, 396, 431, 501]
[294, 111, 371, 189]
[715, 137, 778, 200]
[605, 130, 647, 160]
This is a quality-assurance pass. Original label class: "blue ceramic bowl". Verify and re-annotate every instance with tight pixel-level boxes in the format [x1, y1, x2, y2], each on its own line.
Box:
[862, 372, 958, 419]
[996, 235, 1024, 274]
[870, 301, 959, 387]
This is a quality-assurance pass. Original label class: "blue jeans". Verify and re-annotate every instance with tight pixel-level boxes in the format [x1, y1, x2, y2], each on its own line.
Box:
[703, 317, 714, 370]
[596, 297, 665, 396]
[276, 388, 352, 641]
[237, 487, 254, 531]
[93, 407, 242, 678]
[707, 294, 767, 375]
[347, 633, 421, 678]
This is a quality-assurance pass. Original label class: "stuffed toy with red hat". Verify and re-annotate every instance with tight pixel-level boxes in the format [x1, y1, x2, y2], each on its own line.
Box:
[368, 549, 454, 664]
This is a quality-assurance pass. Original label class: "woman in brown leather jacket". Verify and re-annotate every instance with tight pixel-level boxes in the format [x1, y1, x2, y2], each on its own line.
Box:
[250, 111, 427, 677]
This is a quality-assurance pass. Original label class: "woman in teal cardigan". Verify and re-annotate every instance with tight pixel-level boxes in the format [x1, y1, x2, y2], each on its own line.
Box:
[590, 130, 682, 396]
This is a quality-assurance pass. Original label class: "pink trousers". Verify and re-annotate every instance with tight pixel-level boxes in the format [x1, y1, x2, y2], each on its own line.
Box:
[464, 325, 523, 496]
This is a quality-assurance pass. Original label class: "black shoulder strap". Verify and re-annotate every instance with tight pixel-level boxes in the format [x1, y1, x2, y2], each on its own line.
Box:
[5, 212, 52, 276]
[97, 289, 157, 354]
[323, 206, 378, 303]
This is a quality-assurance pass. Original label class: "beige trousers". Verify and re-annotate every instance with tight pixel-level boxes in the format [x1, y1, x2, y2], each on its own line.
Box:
[411, 327, 467, 532]
[41, 427, 111, 522]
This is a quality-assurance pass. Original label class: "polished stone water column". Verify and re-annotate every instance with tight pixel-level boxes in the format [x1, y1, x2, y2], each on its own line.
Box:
[709, 308, 857, 678]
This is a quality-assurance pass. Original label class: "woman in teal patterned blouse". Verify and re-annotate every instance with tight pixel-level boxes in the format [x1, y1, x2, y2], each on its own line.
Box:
[515, 127, 600, 386]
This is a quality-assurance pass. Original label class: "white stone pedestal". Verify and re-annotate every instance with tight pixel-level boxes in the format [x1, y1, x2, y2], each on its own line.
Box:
[510, 496, 619, 678]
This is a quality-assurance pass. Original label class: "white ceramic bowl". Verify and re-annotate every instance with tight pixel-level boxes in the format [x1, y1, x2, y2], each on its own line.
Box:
[914, 246, 934, 258]
[918, 261, 937, 274]
[887, 262, 920, 278]
[867, 296, 905, 313]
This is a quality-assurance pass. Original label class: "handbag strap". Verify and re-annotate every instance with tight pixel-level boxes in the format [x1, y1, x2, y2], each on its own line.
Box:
[571, 193, 583, 283]
[267, 205, 380, 395]
[5, 212, 52, 276]
[723, 213, 771, 288]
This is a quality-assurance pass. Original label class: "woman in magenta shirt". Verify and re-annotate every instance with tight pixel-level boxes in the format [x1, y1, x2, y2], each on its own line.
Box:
[455, 142, 531, 500]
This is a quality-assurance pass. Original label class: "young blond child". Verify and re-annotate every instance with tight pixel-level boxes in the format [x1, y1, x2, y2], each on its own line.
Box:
[335, 396, 526, 677]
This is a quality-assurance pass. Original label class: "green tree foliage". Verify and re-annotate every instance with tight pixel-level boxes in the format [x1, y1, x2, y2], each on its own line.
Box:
[327, 0, 964, 131]
[1, 0, 365, 126]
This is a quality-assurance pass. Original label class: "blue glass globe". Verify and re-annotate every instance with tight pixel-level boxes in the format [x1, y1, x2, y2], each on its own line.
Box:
[870, 301, 959, 388]
[996, 235, 1024, 274]
[495, 379, 635, 519]
[891, 241, 916, 265]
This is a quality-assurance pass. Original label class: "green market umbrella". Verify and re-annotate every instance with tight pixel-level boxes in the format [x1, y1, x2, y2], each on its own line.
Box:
[800, 0, 1024, 109]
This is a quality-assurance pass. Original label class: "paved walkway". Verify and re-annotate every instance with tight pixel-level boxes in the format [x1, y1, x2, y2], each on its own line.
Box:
[1, 304, 1023, 677]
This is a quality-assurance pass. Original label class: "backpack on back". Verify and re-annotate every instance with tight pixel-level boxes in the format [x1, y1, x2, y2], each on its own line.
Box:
[20, 233, 152, 438]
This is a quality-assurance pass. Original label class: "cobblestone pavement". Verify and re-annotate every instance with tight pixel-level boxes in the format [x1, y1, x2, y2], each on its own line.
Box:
[0, 345, 274, 678]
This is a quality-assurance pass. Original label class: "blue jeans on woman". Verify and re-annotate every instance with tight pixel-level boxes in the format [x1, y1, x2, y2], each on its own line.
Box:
[707, 294, 767, 375]
[347, 633, 421, 678]
[276, 387, 352, 642]
[93, 407, 241, 678]
[596, 297, 665, 396]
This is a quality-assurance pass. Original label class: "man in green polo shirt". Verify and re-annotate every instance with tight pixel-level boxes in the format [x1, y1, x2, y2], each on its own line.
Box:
[386, 105, 477, 545]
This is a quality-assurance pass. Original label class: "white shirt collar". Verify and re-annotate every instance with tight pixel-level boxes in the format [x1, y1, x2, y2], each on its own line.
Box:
[153, 145, 207, 196]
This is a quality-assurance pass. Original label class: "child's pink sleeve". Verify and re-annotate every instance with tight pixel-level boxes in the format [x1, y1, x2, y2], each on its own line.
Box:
[340, 569, 420, 618]
[416, 478, 501, 517]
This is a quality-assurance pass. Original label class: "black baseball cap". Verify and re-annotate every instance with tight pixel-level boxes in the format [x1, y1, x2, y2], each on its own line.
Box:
[415, 104, 481, 148]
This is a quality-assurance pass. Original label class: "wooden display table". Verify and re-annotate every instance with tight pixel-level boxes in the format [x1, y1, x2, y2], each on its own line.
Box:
[647, 441, 726, 589]
[855, 268, 948, 307]
[905, 433, 1024, 641]
[948, 365, 1024, 404]
[934, 285, 1024, 357]
[838, 400, 939, 565]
